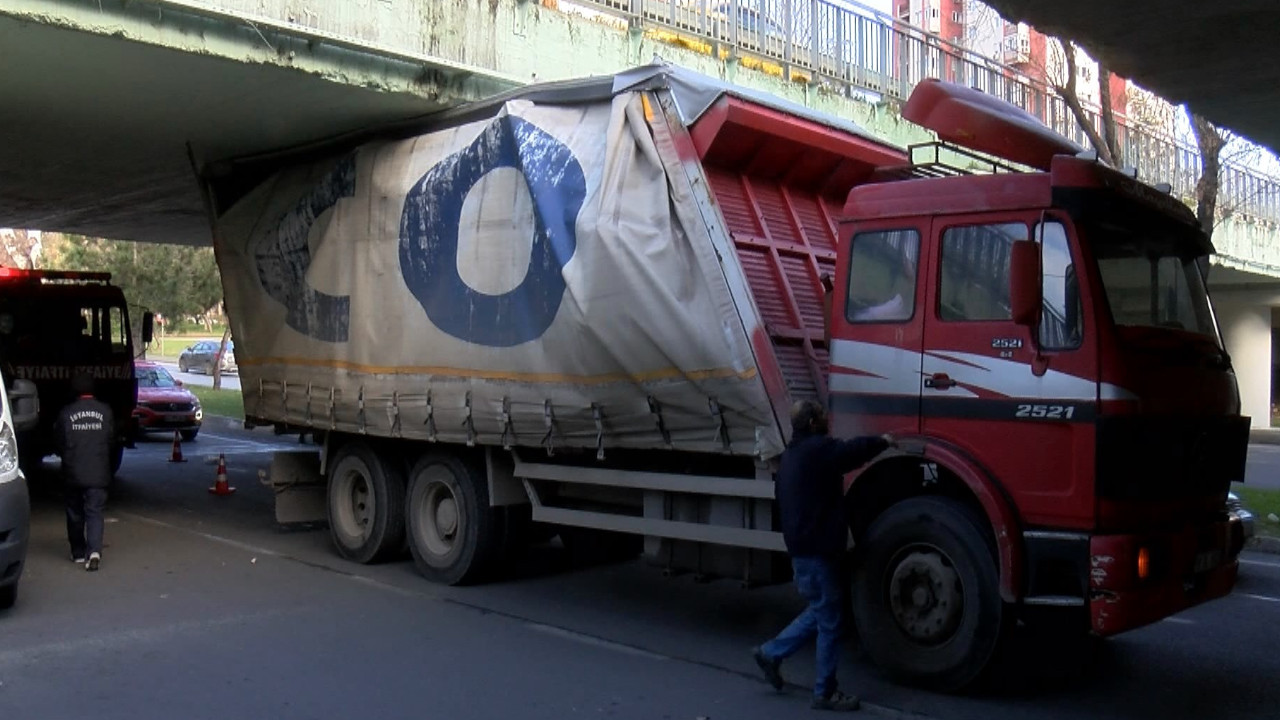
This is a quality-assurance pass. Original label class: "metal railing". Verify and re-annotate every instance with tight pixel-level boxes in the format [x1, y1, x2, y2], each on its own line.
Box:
[570, 0, 1280, 224]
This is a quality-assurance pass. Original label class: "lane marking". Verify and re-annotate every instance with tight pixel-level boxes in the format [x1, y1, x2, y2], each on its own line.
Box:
[1240, 558, 1280, 570]
[0, 609, 290, 668]
[1243, 593, 1280, 604]
[524, 623, 671, 661]
[1162, 617, 1195, 625]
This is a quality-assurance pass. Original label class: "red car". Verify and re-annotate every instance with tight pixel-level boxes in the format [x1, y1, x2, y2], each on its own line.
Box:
[132, 361, 203, 440]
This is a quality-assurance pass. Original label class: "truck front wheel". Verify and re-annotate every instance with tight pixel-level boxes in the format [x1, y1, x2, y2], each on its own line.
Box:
[852, 496, 1003, 692]
[406, 453, 502, 586]
[326, 441, 406, 564]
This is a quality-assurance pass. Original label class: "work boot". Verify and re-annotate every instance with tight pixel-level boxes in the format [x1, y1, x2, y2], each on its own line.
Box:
[811, 691, 860, 712]
[752, 647, 785, 691]
[86, 552, 100, 572]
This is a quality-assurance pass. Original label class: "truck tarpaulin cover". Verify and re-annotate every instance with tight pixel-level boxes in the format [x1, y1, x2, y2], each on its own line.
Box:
[214, 86, 785, 459]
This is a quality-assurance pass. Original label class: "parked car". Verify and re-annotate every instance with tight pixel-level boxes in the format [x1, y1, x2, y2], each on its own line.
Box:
[0, 379, 30, 610]
[132, 362, 203, 441]
[177, 339, 236, 375]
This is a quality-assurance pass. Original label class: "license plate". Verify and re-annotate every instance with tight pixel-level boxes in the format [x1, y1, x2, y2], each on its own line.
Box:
[1194, 549, 1222, 574]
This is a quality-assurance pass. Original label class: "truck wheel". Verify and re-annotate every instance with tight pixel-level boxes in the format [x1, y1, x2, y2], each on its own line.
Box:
[326, 441, 406, 564]
[0, 583, 15, 610]
[406, 453, 502, 586]
[853, 496, 1003, 692]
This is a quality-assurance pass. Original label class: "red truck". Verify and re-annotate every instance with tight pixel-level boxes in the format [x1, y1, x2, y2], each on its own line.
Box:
[208, 65, 1249, 691]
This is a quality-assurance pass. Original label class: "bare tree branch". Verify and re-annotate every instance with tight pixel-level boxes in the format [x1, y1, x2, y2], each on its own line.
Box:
[1051, 39, 1114, 166]
[1097, 58, 1121, 163]
[1191, 112, 1225, 242]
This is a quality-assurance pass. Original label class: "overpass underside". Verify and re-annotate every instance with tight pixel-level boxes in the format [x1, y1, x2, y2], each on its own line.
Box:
[0, 0, 517, 246]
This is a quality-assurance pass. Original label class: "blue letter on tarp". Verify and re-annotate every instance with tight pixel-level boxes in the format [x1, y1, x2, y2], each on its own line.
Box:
[254, 154, 355, 343]
[399, 116, 586, 347]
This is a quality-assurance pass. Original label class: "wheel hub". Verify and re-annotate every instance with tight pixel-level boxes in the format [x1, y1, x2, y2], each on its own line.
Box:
[888, 549, 963, 645]
[435, 497, 458, 537]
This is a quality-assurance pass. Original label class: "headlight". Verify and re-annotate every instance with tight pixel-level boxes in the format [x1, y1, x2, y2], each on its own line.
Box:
[195, 405, 204, 422]
[0, 422, 18, 480]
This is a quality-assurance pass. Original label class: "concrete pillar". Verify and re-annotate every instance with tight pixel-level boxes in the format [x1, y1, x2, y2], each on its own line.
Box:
[1216, 295, 1273, 428]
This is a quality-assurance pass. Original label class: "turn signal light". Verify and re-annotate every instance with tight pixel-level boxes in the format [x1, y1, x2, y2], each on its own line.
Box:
[1137, 547, 1152, 580]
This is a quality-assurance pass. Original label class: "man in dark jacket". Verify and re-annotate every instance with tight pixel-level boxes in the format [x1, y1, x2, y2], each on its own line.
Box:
[55, 373, 114, 572]
[753, 399, 893, 712]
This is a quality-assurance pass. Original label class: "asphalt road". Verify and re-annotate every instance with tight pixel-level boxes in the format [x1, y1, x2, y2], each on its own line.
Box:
[3, 426, 1280, 720]
[154, 361, 241, 391]
[1242, 443, 1280, 491]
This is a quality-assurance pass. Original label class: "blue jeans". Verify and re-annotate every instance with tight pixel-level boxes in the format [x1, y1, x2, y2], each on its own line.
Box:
[761, 556, 844, 699]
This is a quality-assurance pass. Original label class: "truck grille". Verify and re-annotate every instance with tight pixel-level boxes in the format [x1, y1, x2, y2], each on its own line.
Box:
[1095, 416, 1250, 501]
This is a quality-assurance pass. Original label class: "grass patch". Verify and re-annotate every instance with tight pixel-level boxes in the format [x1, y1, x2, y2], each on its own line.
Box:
[1236, 486, 1280, 538]
[189, 385, 244, 420]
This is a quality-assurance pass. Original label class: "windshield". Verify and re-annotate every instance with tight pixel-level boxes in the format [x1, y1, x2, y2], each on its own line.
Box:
[137, 366, 178, 388]
[0, 299, 131, 362]
[1091, 221, 1220, 343]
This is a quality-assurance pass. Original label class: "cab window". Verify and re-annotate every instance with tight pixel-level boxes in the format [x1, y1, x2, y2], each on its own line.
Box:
[845, 229, 920, 323]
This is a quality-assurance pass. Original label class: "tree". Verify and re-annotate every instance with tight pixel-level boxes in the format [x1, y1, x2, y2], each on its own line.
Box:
[1191, 112, 1226, 242]
[1047, 38, 1119, 166]
[0, 229, 42, 269]
[45, 236, 223, 346]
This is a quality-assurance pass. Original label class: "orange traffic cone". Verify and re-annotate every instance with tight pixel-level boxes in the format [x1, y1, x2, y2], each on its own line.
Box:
[169, 431, 186, 463]
[209, 454, 236, 496]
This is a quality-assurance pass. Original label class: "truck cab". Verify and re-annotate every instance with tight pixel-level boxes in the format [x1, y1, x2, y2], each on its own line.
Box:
[828, 81, 1249, 688]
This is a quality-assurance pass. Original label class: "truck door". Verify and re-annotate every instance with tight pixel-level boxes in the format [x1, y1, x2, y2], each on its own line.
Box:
[921, 215, 1098, 529]
[828, 220, 927, 439]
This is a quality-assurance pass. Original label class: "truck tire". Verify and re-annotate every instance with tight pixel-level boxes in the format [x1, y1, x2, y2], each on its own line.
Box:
[0, 583, 15, 610]
[852, 496, 1003, 692]
[326, 441, 406, 564]
[405, 453, 502, 586]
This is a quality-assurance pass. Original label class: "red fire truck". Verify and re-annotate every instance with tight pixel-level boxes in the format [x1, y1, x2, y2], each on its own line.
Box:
[0, 268, 153, 476]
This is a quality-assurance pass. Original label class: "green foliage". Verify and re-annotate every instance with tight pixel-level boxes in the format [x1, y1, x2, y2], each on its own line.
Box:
[1236, 486, 1280, 539]
[47, 236, 222, 323]
[189, 385, 244, 419]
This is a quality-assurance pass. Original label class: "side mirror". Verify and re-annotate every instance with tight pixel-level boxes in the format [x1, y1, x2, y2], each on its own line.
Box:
[1009, 240, 1041, 328]
[141, 312, 155, 345]
[174, 379, 184, 387]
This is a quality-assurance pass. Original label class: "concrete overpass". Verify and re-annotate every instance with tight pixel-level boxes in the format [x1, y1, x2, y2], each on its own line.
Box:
[0, 0, 519, 245]
[1, 0, 1279, 425]
[984, 0, 1280, 164]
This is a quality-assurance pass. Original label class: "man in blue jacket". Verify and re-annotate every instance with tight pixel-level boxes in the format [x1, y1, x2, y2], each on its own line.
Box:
[754, 399, 893, 712]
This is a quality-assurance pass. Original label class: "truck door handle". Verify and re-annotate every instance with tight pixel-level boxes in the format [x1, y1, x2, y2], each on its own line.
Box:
[924, 373, 957, 390]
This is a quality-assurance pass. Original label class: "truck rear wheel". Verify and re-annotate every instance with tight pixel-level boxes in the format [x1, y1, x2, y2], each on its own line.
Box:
[326, 441, 406, 564]
[406, 453, 502, 586]
[853, 496, 1003, 692]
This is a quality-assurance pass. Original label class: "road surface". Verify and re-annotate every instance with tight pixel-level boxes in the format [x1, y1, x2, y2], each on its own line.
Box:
[154, 361, 241, 392]
[2, 425, 1278, 720]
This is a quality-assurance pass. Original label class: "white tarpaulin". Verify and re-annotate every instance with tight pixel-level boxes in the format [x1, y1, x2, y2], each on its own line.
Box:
[214, 88, 786, 459]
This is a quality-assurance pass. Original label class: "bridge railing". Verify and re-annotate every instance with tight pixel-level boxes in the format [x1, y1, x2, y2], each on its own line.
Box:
[569, 0, 1280, 224]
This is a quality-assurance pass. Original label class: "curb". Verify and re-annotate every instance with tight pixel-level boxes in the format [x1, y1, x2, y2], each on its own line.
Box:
[1247, 535, 1280, 555]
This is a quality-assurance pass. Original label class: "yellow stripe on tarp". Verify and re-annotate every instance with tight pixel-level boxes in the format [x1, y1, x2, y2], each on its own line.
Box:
[236, 356, 758, 385]
[641, 92, 655, 123]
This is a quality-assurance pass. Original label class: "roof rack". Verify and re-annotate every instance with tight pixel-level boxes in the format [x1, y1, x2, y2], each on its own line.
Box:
[871, 141, 1023, 182]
